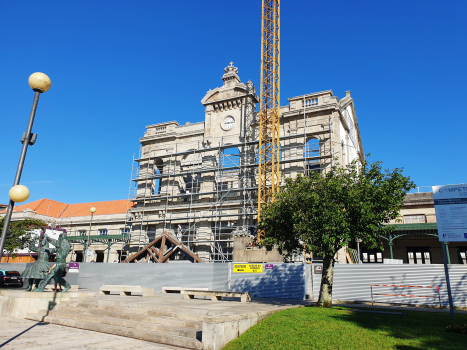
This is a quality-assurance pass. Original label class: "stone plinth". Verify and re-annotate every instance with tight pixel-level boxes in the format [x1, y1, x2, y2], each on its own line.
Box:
[233, 248, 284, 262]
[0, 289, 96, 319]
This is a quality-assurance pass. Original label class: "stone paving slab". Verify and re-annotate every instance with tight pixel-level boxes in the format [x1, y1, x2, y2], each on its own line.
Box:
[0, 318, 184, 350]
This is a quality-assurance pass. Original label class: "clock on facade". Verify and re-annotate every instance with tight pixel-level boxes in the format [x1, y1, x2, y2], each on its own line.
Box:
[222, 116, 235, 130]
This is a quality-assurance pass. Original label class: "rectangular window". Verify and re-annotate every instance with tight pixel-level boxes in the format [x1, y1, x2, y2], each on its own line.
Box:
[98, 229, 108, 236]
[120, 228, 130, 234]
[361, 249, 383, 263]
[217, 182, 229, 191]
[305, 162, 321, 175]
[403, 215, 426, 224]
[458, 247, 467, 264]
[303, 98, 318, 107]
[6, 271, 20, 276]
[407, 247, 431, 264]
[78, 230, 86, 235]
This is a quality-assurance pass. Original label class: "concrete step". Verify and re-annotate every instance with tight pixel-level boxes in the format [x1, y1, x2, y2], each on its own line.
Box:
[71, 299, 207, 321]
[26, 313, 203, 350]
[55, 305, 203, 330]
[72, 297, 214, 315]
[45, 309, 201, 339]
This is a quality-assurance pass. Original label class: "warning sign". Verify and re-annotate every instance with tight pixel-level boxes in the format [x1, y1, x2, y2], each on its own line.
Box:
[233, 264, 263, 273]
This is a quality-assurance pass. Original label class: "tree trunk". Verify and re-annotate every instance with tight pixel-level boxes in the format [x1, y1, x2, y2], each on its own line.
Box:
[316, 254, 335, 307]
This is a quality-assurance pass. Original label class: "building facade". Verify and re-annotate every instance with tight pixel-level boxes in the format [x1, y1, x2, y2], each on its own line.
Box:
[352, 192, 467, 265]
[1, 198, 133, 263]
[128, 63, 364, 262]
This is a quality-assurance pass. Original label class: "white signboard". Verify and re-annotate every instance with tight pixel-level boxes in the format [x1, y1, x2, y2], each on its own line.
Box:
[433, 184, 467, 242]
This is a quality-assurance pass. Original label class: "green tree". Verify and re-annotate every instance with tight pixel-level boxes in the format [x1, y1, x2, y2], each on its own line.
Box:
[0, 217, 46, 259]
[259, 158, 415, 307]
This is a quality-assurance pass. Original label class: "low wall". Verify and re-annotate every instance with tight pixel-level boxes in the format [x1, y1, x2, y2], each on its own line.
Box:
[3, 262, 467, 307]
[0, 290, 95, 319]
[202, 307, 301, 350]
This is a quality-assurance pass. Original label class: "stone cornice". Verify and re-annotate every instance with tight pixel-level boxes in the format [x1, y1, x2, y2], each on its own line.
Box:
[287, 89, 334, 102]
[145, 121, 179, 129]
[140, 128, 206, 144]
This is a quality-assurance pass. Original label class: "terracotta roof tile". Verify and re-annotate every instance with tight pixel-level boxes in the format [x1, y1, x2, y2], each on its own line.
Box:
[1, 198, 134, 217]
[62, 200, 134, 217]
[4, 198, 69, 217]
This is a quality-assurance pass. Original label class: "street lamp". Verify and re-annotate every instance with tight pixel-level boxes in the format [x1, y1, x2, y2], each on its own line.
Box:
[85, 207, 96, 262]
[356, 238, 362, 264]
[0, 73, 51, 260]
[9, 185, 30, 203]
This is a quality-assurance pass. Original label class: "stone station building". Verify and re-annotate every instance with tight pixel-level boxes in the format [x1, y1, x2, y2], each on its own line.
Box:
[127, 63, 364, 262]
[2, 64, 465, 265]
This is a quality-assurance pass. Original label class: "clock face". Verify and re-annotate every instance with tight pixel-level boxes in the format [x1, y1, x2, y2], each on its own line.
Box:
[222, 116, 235, 130]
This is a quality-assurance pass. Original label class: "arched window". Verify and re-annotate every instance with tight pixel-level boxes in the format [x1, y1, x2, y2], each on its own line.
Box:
[304, 138, 320, 174]
[217, 146, 240, 195]
[153, 159, 163, 195]
[220, 146, 240, 168]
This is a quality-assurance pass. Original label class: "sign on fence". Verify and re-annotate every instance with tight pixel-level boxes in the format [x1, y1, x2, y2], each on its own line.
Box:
[69, 262, 79, 273]
[433, 184, 467, 242]
[233, 264, 263, 273]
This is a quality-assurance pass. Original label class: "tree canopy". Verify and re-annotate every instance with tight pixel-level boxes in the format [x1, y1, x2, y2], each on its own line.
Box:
[259, 158, 415, 307]
[0, 217, 46, 259]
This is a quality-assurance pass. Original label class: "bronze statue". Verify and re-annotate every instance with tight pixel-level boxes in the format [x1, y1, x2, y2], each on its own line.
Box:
[22, 237, 56, 291]
[34, 232, 71, 293]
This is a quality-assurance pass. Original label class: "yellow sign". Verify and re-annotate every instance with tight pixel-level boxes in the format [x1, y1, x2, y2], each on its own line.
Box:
[233, 264, 263, 273]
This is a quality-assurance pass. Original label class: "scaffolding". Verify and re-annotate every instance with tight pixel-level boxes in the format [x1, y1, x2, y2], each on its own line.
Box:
[125, 96, 337, 262]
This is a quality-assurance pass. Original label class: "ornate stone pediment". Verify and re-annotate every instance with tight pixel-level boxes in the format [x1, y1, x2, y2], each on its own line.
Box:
[201, 63, 259, 109]
[205, 90, 220, 102]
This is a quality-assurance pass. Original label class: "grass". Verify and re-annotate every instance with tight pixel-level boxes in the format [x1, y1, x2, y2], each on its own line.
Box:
[223, 306, 467, 350]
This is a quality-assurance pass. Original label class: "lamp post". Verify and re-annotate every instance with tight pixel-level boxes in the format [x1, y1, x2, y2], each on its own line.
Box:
[356, 238, 362, 264]
[0, 73, 51, 261]
[85, 207, 96, 262]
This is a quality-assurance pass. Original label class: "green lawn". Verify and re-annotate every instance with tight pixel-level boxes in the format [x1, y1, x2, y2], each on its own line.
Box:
[223, 306, 467, 350]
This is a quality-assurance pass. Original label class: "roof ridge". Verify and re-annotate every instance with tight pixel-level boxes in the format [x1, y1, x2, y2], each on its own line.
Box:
[57, 204, 70, 219]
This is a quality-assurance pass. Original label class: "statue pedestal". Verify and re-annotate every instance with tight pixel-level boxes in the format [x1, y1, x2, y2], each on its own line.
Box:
[0, 289, 96, 319]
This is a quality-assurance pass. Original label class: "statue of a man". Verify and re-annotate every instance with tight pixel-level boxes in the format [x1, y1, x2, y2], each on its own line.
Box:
[21, 237, 56, 291]
[34, 232, 71, 293]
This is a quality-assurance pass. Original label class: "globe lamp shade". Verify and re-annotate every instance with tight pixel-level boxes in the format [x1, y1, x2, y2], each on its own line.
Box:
[28, 72, 51, 92]
[9, 185, 30, 203]
[90, 207, 97, 213]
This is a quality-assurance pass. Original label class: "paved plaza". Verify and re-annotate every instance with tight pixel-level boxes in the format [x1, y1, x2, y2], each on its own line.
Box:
[0, 317, 182, 350]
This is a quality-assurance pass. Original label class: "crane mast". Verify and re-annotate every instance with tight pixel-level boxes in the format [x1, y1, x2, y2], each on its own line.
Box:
[258, 0, 280, 241]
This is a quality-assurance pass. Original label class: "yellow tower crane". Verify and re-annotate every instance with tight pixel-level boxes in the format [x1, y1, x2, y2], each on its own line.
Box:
[258, 0, 280, 241]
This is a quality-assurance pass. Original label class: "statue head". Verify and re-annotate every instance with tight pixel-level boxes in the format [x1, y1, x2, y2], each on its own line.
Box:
[41, 238, 49, 248]
[58, 232, 68, 247]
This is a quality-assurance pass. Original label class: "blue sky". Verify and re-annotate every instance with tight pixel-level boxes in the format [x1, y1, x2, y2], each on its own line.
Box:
[1, 0, 466, 205]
